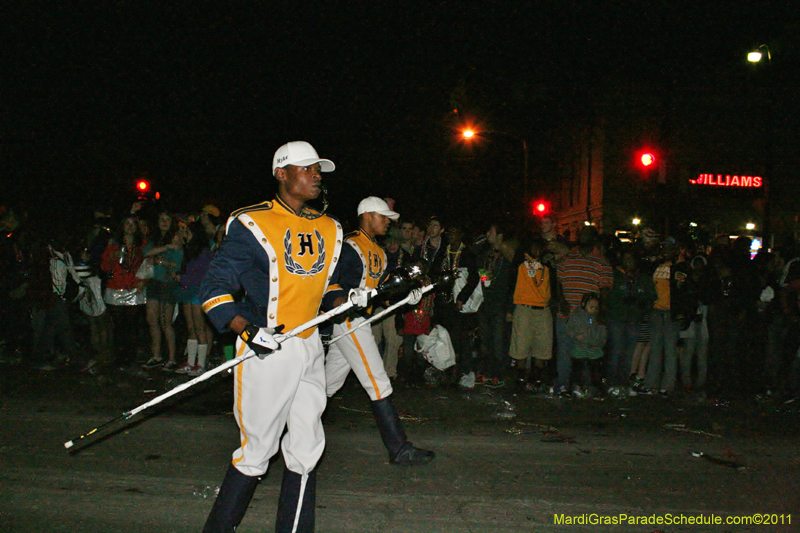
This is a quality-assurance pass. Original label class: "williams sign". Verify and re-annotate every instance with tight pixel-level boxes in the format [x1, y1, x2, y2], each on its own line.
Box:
[689, 174, 763, 188]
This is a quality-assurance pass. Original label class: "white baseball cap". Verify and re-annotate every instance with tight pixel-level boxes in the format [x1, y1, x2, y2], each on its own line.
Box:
[272, 141, 335, 176]
[357, 196, 400, 220]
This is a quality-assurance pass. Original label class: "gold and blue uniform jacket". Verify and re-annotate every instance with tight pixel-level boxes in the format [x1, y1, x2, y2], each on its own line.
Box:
[338, 229, 387, 292]
[200, 198, 345, 338]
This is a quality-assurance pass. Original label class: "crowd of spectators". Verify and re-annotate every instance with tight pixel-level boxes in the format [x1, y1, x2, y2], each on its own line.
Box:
[3, 198, 800, 404]
[369, 210, 800, 403]
[0, 200, 227, 380]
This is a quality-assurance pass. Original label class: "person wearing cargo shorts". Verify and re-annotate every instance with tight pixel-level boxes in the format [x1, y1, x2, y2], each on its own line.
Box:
[509, 238, 554, 391]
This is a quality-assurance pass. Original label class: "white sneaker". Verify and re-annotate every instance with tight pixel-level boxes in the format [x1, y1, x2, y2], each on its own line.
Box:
[187, 366, 206, 377]
[174, 363, 195, 374]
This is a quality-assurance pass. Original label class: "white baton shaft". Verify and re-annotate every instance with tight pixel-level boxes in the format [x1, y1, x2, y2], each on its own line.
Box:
[326, 283, 435, 345]
[85, 291, 370, 428]
[124, 290, 377, 419]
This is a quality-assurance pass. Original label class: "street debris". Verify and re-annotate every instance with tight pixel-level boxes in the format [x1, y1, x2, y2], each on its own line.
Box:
[193, 485, 220, 499]
[338, 404, 429, 422]
[507, 422, 577, 444]
[663, 424, 721, 438]
[491, 400, 516, 420]
[505, 422, 559, 436]
[691, 451, 747, 470]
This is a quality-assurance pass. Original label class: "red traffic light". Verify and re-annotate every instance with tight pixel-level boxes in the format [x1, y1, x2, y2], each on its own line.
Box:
[136, 180, 150, 192]
[637, 148, 658, 170]
[532, 200, 549, 216]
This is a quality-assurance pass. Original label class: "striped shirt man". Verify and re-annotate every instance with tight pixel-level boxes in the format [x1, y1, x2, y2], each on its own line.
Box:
[556, 248, 613, 317]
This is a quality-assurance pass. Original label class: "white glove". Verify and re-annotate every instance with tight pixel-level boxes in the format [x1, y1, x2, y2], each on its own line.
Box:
[407, 288, 423, 306]
[240, 324, 281, 359]
[348, 287, 371, 308]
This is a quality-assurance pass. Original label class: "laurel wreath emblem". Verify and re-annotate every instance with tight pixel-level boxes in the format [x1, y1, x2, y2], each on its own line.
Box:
[284, 229, 326, 278]
[367, 251, 382, 280]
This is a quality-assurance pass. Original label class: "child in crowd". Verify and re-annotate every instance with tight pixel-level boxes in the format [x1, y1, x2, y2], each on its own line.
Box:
[566, 292, 607, 397]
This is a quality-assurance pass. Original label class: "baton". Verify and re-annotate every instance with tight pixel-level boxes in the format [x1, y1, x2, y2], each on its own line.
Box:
[62, 282, 397, 450]
[326, 282, 437, 345]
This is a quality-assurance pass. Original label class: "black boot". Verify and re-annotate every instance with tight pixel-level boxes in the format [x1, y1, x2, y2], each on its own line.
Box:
[275, 468, 316, 533]
[203, 464, 260, 533]
[371, 396, 435, 466]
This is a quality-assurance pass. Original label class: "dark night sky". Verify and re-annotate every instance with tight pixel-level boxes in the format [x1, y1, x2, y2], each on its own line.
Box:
[3, 1, 798, 227]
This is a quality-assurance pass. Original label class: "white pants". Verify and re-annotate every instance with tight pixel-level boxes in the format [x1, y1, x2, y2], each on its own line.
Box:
[231, 330, 327, 477]
[326, 316, 393, 401]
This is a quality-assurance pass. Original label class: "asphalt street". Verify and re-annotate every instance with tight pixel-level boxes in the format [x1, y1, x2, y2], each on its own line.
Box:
[1, 365, 798, 532]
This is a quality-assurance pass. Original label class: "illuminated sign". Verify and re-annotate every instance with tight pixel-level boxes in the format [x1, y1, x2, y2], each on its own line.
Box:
[690, 174, 763, 188]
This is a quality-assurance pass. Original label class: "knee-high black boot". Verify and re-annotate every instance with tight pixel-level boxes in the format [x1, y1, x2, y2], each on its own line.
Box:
[203, 464, 260, 533]
[275, 468, 316, 533]
[371, 396, 435, 466]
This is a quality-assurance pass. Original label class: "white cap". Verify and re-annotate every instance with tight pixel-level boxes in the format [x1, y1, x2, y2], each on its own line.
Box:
[357, 196, 400, 220]
[272, 141, 335, 176]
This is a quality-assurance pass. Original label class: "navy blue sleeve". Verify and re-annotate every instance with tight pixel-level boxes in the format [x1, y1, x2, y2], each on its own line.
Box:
[337, 244, 365, 292]
[321, 243, 363, 310]
[200, 219, 258, 332]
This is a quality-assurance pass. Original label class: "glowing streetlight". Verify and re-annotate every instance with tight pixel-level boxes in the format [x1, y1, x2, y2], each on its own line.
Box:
[747, 44, 771, 63]
[632, 217, 641, 226]
[746, 222, 756, 230]
[746, 43, 774, 248]
[462, 129, 475, 139]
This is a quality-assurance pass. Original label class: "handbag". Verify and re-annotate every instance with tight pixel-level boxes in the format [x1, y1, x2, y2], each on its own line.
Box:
[415, 325, 456, 370]
[79, 276, 107, 317]
[135, 258, 155, 280]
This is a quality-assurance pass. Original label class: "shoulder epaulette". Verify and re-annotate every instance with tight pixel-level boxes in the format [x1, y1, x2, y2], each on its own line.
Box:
[230, 201, 273, 219]
[344, 230, 360, 241]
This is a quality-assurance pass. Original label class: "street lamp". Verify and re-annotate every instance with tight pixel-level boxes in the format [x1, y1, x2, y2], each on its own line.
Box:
[747, 44, 771, 64]
[746, 43, 774, 249]
[460, 128, 529, 199]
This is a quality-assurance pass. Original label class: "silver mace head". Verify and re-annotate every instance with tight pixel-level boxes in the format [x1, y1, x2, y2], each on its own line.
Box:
[378, 271, 409, 293]
[434, 269, 457, 287]
[375, 263, 427, 296]
[405, 262, 425, 280]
